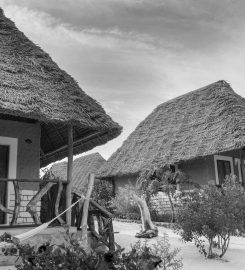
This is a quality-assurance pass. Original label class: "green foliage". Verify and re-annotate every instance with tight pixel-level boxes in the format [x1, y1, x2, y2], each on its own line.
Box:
[137, 165, 189, 223]
[114, 235, 182, 270]
[92, 179, 114, 210]
[0, 232, 12, 243]
[137, 165, 188, 196]
[0, 231, 182, 270]
[109, 185, 141, 220]
[151, 234, 183, 270]
[16, 241, 99, 270]
[175, 175, 245, 258]
[0, 233, 18, 256]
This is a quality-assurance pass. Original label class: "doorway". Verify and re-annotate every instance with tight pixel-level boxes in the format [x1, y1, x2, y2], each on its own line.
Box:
[0, 145, 9, 224]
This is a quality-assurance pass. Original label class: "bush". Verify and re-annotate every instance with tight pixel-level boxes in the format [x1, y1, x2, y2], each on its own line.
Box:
[0, 232, 182, 270]
[92, 179, 114, 210]
[175, 175, 245, 258]
[117, 234, 183, 270]
[109, 185, 141, 220]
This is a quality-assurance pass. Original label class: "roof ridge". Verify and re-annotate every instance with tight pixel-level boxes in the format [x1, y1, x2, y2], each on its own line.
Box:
[156, 80, 231, 110]
[51, 152, 105, 168]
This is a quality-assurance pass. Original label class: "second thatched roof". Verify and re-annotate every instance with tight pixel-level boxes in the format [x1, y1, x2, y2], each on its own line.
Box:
[99, 80, 245, 178]
[49, 153, 106, 195]
[0, 8, 122, 167]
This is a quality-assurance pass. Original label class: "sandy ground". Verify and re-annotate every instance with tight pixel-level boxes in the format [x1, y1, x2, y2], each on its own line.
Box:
[1, 221, 245, 270]
[113, 221, 245, 270]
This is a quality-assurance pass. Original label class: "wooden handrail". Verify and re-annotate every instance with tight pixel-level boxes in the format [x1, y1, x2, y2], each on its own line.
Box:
[0, 178, 67, 183]
[89, 199, 114, 218]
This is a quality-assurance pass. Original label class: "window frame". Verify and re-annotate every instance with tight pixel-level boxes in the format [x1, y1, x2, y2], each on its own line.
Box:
[235, 158, 245, 183]
[0, 136, 18, 224]
[214, 155, 234, 185]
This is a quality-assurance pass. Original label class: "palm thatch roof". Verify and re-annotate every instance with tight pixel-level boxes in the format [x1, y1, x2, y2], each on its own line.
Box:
[48, 153, 106, 195]
[0, 8, 122, 167]
[99, 80, 245, 178]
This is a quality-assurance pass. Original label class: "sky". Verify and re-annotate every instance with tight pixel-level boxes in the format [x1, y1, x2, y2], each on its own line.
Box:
[1, 0, 245, 162]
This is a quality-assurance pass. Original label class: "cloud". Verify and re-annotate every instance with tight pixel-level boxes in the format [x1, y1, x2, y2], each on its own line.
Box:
[1, 0, 245, 160]
[3, 0, 244, 52]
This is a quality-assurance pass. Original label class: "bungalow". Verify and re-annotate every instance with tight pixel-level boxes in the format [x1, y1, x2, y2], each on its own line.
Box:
[0, 8, 121, 226]
[99, 80, 245, 192]
[40, 153, 109, 223]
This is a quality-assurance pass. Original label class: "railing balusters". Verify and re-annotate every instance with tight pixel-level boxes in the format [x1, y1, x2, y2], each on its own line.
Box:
[27, 182, 55, 224]
[10, 181, 21, 225]
[108, 219, 115, 251]
[55, 181, 65, 225]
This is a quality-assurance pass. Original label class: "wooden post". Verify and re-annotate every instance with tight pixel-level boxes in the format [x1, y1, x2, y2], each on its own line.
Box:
[66, 125, 73, 225]
[55, 181, 65, 224]
[175, 164, 180, 191]
[108, 220, 115, 251]
[80, 173, 95, 253]
[10, 181, 21, 226]
[240, 148, 245, 186]
[26, 182, 55, 224]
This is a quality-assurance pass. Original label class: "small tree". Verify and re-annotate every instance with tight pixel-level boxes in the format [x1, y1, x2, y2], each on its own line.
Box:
[110, 165, 189, 238]
[176, 175, 245, 258]
[137, 165, 189, 224]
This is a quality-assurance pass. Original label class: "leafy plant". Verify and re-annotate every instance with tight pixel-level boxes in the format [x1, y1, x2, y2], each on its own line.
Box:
[109, 184, 141, 220]
[137, 165, 189, 223]
[175, 175, 245, 258]
[1, 230, 182, 269]
[115, 235, 182, 270]
[15, 235, 182, 270]
[92, 179, 114, 210]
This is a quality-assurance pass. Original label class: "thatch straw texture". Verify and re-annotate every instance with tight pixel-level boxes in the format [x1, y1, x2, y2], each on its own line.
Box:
[0, 8, 122, 167]
[99, 80, 245, 178]
[49, 153, 105, 195]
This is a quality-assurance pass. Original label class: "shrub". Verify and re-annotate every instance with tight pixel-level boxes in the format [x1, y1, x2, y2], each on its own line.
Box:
[116, 234, 183, 270]
[109, 185, 141, 220]
[175, 175, 245, 258]
[92, 179, 114, 210]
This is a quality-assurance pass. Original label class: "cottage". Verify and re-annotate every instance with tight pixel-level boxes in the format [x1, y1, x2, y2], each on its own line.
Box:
[48, 152, 106, 196]
[99, 80, 245, 192]
[0, 8, 121, 226]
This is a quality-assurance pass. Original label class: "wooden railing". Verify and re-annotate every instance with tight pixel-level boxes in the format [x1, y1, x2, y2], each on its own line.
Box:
[0, 177, 116, 251]
[87, 199, 115, 251]
[0, 178, 67, 226]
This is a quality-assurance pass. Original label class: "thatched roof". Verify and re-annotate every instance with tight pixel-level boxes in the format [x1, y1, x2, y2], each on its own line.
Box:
[99, 80, 245, 178]
[0, 8, 122, 167]
[49, 153, 106, 195]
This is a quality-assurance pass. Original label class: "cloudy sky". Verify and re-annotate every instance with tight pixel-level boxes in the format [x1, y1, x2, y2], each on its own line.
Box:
[1, 0, 245, 160]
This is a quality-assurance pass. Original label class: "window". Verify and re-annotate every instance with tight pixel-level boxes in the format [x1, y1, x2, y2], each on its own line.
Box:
[214, 155, 234, 185]
[235, 158, 245, 183]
